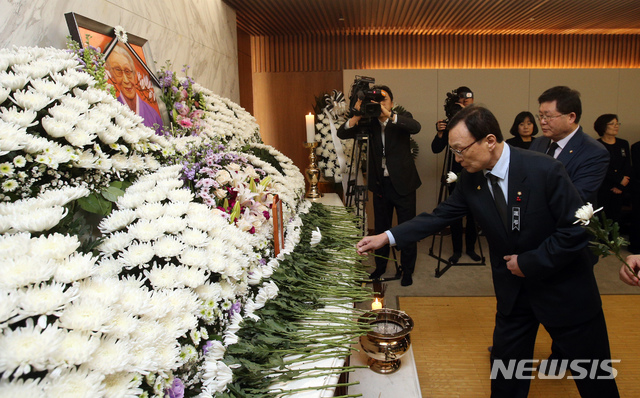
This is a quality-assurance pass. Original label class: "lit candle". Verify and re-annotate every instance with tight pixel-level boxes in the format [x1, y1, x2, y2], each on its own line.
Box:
[371, 298, 382, 310]
[305, 113, 315, 143]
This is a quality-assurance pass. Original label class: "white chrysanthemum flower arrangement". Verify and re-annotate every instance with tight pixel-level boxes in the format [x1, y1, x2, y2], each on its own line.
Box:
[0, 46, 167, 202]
[156, 64, 261, 150]
[312, 90, 353, 182]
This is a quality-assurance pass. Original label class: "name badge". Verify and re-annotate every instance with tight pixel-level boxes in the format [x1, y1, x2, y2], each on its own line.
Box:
[512, 207, 520, 231]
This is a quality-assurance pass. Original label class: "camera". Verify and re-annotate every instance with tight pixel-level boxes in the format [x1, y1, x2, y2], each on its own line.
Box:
[348, 76, 386, 119]
[443, 90, 463, 122]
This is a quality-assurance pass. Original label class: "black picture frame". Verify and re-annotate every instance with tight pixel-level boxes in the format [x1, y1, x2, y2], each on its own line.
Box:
[65, 12, 168, 128]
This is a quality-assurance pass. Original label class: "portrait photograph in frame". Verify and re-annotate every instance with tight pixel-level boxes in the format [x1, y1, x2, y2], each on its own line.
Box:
[65, 12, 168, 132]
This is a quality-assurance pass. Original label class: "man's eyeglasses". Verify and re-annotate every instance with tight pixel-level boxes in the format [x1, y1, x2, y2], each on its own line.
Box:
[111, 67, 135, 79]
[535, 114, 566, 123]
[449, 139, 480, 156]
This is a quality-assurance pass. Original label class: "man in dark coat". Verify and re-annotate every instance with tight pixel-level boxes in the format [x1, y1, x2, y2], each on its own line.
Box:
[356, 106, 619, 397]
[338, 84, 421, 286]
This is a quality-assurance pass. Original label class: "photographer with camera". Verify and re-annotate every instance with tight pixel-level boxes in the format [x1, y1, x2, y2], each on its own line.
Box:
[432, 86, 482, 264]
[338, 82, 421, 286]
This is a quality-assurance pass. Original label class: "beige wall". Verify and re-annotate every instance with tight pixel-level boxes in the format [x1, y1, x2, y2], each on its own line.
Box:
[0, 0, 240, 102]
[344, 69, 640, 214]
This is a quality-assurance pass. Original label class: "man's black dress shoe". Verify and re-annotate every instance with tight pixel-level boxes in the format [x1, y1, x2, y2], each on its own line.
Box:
[369, 269, 385, 280]
[448, 252, 462, 264]
[401, 274, 413, 286]
[467, 250, 481, 261]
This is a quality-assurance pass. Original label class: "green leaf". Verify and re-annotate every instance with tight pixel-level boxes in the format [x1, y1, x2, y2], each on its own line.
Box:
[77, 193, 112, 216]
[101, 185, 125, 203]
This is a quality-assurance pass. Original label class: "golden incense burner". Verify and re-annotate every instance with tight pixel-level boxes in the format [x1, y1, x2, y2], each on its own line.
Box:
[359, 308, 414, 374]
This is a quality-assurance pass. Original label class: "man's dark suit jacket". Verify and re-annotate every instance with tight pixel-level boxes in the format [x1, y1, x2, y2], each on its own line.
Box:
[529, 127, 609, 204]
[390, 147, 602, 328]
[337, 114, 421, 196]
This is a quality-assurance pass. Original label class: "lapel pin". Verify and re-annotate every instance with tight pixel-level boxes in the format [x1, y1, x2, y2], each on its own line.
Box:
[516, 191, 522, 202]
[570, 150, 573, 153]
[477, 185, 481, 190]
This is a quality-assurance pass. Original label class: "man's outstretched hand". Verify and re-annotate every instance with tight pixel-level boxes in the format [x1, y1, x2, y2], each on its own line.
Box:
[356, 233, 390, 255]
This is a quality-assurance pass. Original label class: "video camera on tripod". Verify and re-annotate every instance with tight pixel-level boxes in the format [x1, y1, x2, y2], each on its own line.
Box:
[348, 76, 386, 120]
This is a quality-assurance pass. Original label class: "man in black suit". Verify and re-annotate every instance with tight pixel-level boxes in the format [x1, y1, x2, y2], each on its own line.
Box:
[337, 84, 421, 286]
[529, 86, 610, 369]
[530, 86, 609, 205]
[356, 106, 619, 397]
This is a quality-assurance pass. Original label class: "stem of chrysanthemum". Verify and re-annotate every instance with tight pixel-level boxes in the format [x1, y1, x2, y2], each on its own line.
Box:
[615, 251, 640, 279]
[369, 252, 398, 263]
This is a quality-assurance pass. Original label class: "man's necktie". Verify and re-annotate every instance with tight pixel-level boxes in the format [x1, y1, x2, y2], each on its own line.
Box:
[487, 173, 509, 231]
[546, 142, 559, 157]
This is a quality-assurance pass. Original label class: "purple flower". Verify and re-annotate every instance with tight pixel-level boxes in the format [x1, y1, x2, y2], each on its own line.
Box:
[229, 300, 242, 316]
[202, 340, 214, 355]
[165, 378, 184, 398]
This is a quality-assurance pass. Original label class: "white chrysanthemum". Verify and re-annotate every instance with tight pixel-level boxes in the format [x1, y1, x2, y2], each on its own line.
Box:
[127, 219, 163, 242]
[156, 215, 188, 234]
[27, 232, 80, 259]
[0, 289, 18, 325]
[154, 341, 181, 371]
[136, 201, 165, 220]
[107, 311, 140, 339]
[16, 282, 78, 317]
[0, 318, 63, 377]
[0, 256, 57, 290]
[116, 191, 146, 210]
[145, 264, 180, 289]
[0, 231, 31, 257]
[164, 202, 189, 217]
[118, 281, 152, 316]
[0, 87, 9, 104]
[50, 329, 100, 366]
[152, 235, 184, 259]
[11, 88, 53, 112]
[118, 242, 155, 268]
[93, 256, 124, 278]
[4, 206, 68, 233]
[0, 120, 29, 152]
[30, 79, 69, 99]
[103, 372, 143, 398]
[43, 366, 106, 397]
[167, 188, 194, 203]
[99, 231, 134, 255]
[138, 291, 170, 321]
[58, 298, 114, 333]
[180, 227, 210, 247]
[218, 280, 236, 301]
[99, 209, 137, 234]
[144, 187, 166, 203]
[64, 126, 97, 147]
[76, 277, 123, 306]
[130, 318, 166, 346]
[0, 377, 43, 396]
[247, 266, 263, 286]
[0, 71, 28, 91]
[73, 86, 110, 104]
[53, 252, 97, 284]
[195, 282, 222, 302]
[181, 266, 208, 288]
[37, 186, 90, 208]
[179, 247, 209, 269]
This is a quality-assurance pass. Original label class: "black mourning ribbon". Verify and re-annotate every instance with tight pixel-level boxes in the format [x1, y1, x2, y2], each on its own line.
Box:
[546, 142, 559, 157]
[487, 173, 509, 231]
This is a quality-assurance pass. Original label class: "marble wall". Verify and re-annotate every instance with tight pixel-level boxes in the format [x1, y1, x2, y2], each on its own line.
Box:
[0, 0, 240, 102]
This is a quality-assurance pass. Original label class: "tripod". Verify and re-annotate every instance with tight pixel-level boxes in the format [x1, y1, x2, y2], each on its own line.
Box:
[429, 144, 486, 277]
[344, 131, 401, 282]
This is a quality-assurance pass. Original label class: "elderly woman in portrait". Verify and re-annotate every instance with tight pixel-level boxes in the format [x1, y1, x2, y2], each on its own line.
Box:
[106, 44, 163, 131]
[505, 111, 538, 150]
[595, 113, 631, 224]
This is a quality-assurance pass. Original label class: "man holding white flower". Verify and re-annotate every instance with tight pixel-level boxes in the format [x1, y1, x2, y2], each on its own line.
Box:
[356, 106, 618, 397]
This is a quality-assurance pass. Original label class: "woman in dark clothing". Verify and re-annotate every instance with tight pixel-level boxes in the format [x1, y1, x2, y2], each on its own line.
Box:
[595, 113, 631, 224]
[506, 111, 538, 149]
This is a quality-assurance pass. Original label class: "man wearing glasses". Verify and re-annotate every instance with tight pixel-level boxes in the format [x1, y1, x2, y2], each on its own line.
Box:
[530, 86, 609, 205]
[356, 106, 619, 397]
[107, 44, 163, 132]
[529, 86, 610, 375]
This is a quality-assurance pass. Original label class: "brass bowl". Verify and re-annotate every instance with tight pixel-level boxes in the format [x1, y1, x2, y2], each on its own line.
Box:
[358, 308, 414, 374]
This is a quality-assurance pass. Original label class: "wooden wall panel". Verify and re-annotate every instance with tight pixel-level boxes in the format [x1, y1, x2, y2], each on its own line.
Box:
[251, 33, 640, 72]
[252, 71, 343, 181]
